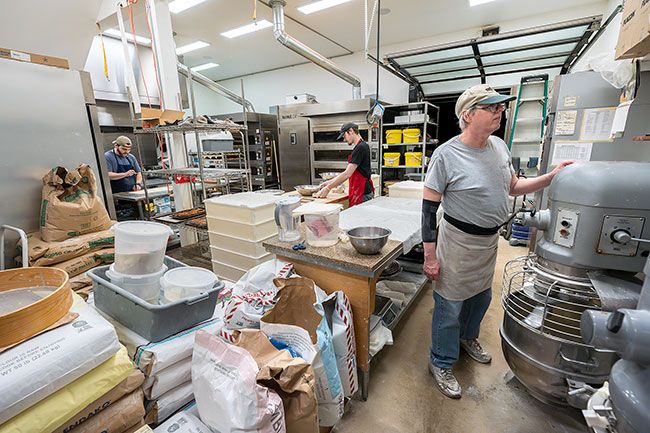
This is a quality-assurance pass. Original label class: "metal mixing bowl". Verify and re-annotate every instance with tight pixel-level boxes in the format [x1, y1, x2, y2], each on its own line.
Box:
[294, 185, 320, 196]
[347, 227, 392, 255]
[320, 172, 341, 180]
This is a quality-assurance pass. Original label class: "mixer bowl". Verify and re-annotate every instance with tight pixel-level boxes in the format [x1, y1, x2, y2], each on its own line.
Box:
[347, 227, 391, 255]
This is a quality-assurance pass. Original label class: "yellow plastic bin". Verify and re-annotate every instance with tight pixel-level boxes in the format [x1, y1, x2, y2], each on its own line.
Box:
[386, 129, 402, 144]
[403, 128, 421, 143]
[405, 152, 423, 166]
[383, 152, 401, 166]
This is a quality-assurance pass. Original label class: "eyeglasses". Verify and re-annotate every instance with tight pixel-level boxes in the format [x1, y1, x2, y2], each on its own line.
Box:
[475, 103, 506, 113]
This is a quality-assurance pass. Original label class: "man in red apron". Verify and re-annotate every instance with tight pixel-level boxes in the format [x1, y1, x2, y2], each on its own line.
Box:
[315, 122, 374, 206]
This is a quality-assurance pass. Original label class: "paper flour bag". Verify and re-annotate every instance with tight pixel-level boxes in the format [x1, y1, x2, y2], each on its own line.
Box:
[192, 331, 286, 433]
[235, 329, 319, 433]
[40, 165, 113, 242]
[223, 260, 294, 330]
[261, 278, 344, 427]
[321, 291, 358, 398]
[154, 412, 211, 433]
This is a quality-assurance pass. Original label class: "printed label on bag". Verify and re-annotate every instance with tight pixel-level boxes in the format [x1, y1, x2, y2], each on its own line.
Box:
[10, 50, 31, 62]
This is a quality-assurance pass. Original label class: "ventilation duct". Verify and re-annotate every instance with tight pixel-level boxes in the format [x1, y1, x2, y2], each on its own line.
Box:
[269, 0, 361, 99]
[177, 62, 256, 112]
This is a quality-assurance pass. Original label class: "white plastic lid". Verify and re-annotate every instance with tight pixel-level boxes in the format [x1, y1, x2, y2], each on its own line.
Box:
[112, 221, 173, 237]
[160, 267, 218, 290]
[205, 192, 282, 209]
[107, 264, 168, 282]
[293, 202, 342, 216]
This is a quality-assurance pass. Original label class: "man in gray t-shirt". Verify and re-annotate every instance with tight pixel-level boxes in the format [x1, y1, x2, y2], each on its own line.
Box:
[420, 84, 572, 399]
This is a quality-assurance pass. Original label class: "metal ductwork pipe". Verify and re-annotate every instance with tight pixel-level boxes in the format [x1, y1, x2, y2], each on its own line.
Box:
[177, 62, 256, 112]
[269, 0, 362, 99]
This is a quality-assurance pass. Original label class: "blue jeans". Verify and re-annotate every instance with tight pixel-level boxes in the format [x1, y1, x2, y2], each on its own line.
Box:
[362, 192, 374, 203]
[430, 288, 492, 369]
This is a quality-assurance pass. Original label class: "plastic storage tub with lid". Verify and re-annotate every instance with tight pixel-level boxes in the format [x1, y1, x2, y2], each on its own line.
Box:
[106, 264, 168, 303]
[383, 152, 401, 166]
[160, 267, 218, 303]
[385, 129, 402, 144]
[405, 152, 423, 166]
[402, 128, 421, 143]
[112, 221, 173, 275]
[294, 202, 343, 248]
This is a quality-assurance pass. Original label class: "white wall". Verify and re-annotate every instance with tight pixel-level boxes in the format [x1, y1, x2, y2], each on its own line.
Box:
[191, 2, 607, 114]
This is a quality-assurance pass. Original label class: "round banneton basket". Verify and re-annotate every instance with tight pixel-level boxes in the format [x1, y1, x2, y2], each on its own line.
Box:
[0, 267, 72, 347]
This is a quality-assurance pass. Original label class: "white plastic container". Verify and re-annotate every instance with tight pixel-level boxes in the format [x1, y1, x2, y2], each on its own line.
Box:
[106, 264, 168, 303]
[295, 202, 342, 248]
[388, 180, 424, 199]
[211, 260, 247, 282]
[209, 246, 274, 270]
[160, 267, 218, 303]
[112, 221, 173, 275]
[208, 231, 274, 257]
[204, 192, 281, 224]
[206, 217, 277, 241]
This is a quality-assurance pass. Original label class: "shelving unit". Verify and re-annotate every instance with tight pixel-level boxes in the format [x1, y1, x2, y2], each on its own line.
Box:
[214, 112, 280, 190]
[379, 102, 439, 195]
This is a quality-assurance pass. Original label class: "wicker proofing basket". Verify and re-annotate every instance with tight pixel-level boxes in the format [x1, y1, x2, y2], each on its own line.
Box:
[0, 267, 72, 348]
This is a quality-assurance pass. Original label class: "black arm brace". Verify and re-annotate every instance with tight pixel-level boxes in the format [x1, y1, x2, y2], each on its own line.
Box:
[422, 199, 441, 243]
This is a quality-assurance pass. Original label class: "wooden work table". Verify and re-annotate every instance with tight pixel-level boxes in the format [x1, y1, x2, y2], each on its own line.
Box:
[283, 190, 349, 206]
[263, 229, 403, 399]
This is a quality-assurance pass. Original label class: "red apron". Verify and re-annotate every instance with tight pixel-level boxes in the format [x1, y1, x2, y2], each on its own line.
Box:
[347, 154, 374, 207]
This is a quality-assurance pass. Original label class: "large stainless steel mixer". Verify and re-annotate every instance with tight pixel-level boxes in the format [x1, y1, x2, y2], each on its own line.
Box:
[500, 161, 650, 408]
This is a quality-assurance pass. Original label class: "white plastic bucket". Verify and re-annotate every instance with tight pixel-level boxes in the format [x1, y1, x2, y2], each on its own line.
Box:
[160, 267, 218, 303]
[112, 221, 173, 275]
[106, 264, 168, 303]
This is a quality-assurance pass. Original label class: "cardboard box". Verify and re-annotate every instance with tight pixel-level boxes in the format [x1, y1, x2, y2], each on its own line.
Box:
[0, 47, 69, 69]
[140, 107, 185, 127]
[615, 0, 650, 59]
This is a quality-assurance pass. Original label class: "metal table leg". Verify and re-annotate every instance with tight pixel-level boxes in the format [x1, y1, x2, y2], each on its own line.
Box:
[137, 200, 145, 220]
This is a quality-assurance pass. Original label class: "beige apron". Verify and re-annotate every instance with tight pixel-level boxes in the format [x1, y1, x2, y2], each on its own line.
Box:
[435, 217, 499, 301]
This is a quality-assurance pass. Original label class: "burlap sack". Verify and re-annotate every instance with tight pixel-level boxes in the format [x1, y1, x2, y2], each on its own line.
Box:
[40, 164, 112, 242]
[17, 229, 114, 267]
[52, 248, 114, 278]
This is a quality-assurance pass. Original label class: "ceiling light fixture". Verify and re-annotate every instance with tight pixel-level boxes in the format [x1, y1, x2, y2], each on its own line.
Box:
[220, 20, 273, 39]
[298, 0, 352, 15]
[191, 62, 220, 71]
[169, 0, 208, 14]
[469, 0, 498, 6]
[103, 28, 151, 46]
[175, 40, 210, 55]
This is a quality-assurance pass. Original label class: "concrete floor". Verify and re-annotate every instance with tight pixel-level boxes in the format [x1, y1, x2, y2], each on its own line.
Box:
[335, 239, 590, 433]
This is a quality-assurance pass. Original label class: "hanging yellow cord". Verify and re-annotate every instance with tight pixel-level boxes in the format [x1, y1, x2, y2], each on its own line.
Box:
[252, 0, 257, 21]
[96, 23, 110, 81]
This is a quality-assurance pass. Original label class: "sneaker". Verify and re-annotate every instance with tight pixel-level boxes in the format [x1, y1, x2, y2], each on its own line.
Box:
[460, 339, 492, 364]
[429, 362, 461, 399]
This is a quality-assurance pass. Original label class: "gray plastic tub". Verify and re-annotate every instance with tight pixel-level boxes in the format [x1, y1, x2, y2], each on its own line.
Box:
[88, 256, 223, 342]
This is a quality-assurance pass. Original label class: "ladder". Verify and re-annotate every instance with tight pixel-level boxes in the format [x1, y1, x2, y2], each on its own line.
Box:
[507, 74, 549, 172]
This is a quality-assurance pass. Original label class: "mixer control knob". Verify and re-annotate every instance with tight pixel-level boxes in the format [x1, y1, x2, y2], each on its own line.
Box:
[611, 230, 632, 244]
[606, 310, 625, 333]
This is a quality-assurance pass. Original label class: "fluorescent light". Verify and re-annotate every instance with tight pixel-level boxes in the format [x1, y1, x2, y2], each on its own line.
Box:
[469, 0, 498, 6]
[104, 28, 151, 46]
[220, 20, 272, 39]
[169, 0, 208, 14]
[191, 62, 219, 71]
[298, 0, 352, 14]
[175, 41, 210, 55]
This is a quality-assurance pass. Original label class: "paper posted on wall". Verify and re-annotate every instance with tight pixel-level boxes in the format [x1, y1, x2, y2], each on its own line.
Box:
[551, 142, 593, 165]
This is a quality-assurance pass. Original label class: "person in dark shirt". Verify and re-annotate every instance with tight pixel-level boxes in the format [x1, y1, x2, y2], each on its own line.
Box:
[105, 136, 143, 193]
[315, 122, 374, 206]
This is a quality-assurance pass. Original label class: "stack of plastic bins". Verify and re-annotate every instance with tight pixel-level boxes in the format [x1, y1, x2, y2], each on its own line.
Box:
[204, 192, 281, 282]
